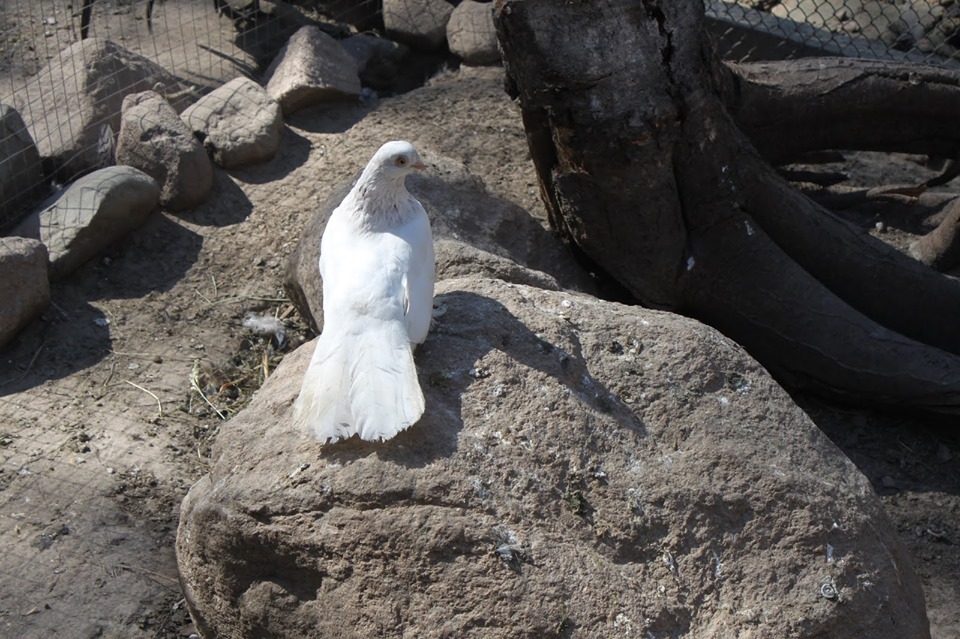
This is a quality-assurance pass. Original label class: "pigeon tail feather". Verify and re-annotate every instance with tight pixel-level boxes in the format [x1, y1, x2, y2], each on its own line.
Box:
[292, 321, 425, 443]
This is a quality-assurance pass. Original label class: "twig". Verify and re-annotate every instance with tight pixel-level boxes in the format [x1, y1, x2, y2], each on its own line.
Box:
[211, 274, 219, 298]
[194, 288, 213, 304]
[205, 295, 290, 306]
[0, 342, 45, 388]
[124, 380, 163, 418]
[190, 361, 227, 421]
[101, 358, 117, 389]
[114, 563, 180, 590]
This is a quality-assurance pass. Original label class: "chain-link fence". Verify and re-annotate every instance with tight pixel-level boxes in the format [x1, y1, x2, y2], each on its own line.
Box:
[0, 0, 382, 232]
[1, 0, 959, 232]
[708, 0, 960, 66]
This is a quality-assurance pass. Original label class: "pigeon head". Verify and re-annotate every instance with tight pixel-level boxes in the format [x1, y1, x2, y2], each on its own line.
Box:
[367, 140, 427, 181]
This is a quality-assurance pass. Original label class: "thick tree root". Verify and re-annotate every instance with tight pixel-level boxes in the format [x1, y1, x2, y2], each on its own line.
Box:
[685, 209, 960, 410]
[720, 59, 960, 164]
[910, 198, 960, 272]
[495, 0, 960, 412]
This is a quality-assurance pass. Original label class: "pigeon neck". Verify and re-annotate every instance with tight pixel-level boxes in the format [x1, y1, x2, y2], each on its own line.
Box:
[350, 170, 413, 229]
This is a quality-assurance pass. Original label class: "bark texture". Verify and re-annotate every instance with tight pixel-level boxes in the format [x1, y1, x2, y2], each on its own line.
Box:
[494, 0, 960, 410]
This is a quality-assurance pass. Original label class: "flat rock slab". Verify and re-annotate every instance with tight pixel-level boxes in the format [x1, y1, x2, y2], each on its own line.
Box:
[17, 38, 195, 182]
[181, 77, 283, 170]
[116, 91, 213, 211]
[284, 151, 596, 333]
[11, 166, 160, 280]
[264, 26, 361, 116]
[0, 104, 46, 231]
[177, 277, 928, 639]
[447, 0, 500, 65]
[383, 0, 456, 51]
[0, 237, 49, 349]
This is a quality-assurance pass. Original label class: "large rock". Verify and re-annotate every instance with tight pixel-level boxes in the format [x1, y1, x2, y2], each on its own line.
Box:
[0, 237, 49, 349]
[177, 276, 929, 639]
[11, 166, 160, 279]
[0, 104, 46, 232]
[264, 26, 362, 116]
[17, 39, 195, 182]
[383, 0, 455, 51]
[284, 151, 596, 333]
[446, 0, 500, 65]
[115, 91, 213, 211]
[180, 77, 283, 169]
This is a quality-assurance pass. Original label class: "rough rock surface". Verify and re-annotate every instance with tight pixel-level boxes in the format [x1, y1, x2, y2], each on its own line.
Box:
[180, 77, 283, 169]
[10, 166, 160, 280]
[0, 237, 49, 349]
[264, 26, 362, 116]
[177, 276, 929, 639]
[447, 0, 500, 65]
[0, 104, 45, 231]
[383, 0, 456, 51]
[115, 91, 213, 211]
[17, 38, 195, 182]
[284, 151, 596, 333]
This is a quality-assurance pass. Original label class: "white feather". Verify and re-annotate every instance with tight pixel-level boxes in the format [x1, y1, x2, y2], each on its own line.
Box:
[293, 141, 435, 443]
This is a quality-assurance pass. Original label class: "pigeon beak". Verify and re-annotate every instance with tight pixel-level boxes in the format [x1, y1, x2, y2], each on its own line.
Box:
[412, 161, 427, 171]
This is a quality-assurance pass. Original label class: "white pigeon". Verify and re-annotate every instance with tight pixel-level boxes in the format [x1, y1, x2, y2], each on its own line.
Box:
[292, 140, 435, 443]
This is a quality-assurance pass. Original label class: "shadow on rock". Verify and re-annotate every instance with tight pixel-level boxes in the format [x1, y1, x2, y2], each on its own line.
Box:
[285, 152, 598, 334]
[323, 289, 645, 470]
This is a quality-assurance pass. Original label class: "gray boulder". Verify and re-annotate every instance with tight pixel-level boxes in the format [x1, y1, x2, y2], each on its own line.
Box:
[284, 151, 596, 333]
[0, 237, 49, 349]
[447, 0, 500, 65]
[264, 26, 362, 116]
[11, 166, 160, 279]
[115, 91, 213, 211]
[180, 77, 283, 169]
[17, 39, 195, 182]
[177, 276, 929, 639]
[383, 0, 455, 51]
[0, 104, 46, 231]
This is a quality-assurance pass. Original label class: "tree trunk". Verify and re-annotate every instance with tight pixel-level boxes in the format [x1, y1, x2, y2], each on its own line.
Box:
[494, 0, 960, 411]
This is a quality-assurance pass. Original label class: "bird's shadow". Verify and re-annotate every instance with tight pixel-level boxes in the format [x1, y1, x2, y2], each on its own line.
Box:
[319, 290, 646, 469]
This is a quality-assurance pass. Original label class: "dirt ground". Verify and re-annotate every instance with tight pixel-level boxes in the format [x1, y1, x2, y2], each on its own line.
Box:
[0, 3, 958, 639]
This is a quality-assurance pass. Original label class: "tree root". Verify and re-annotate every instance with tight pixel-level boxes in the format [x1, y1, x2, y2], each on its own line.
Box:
[495, 0, 960, 412]
[910, 198, 960, 272]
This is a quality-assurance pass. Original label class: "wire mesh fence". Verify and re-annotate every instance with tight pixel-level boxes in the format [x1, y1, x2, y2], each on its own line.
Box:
[1, 0, 959, 231]
[708, 0, 960, 66]
[0, 0, 959, 636]
[0, 0, 383, 232]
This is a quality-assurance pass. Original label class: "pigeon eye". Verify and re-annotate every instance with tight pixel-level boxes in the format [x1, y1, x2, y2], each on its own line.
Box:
[395, 156, 407, 167]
